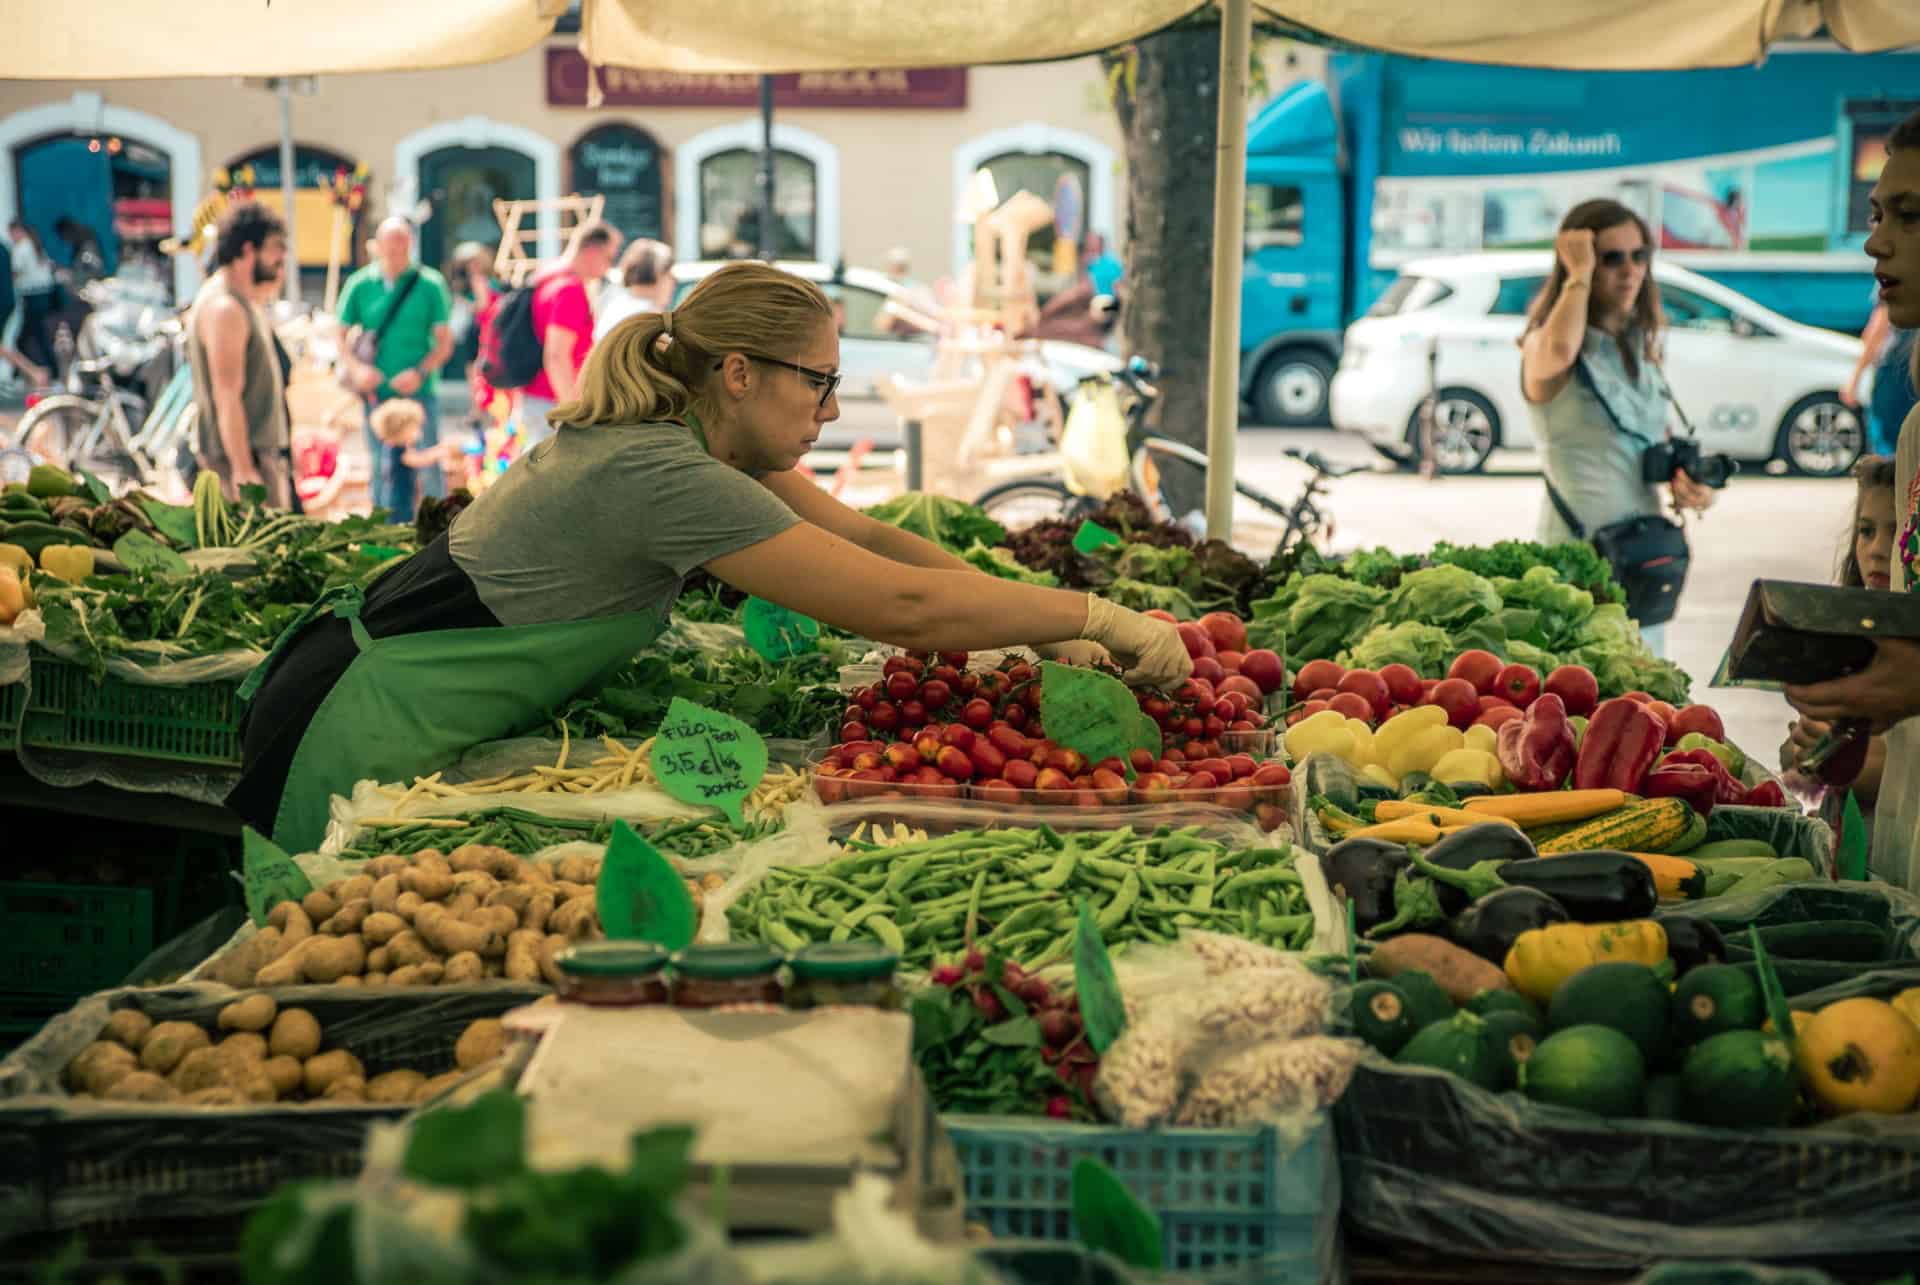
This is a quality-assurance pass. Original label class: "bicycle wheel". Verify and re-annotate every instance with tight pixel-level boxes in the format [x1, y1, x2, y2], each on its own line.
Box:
[12, 396, 97, 468]
[975, 478, 1090, 529]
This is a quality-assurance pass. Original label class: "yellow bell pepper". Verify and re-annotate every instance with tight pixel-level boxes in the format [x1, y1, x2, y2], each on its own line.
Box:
[0, 543, 32, 579]
[0, 565, 25, 626]
[1374, 705, 1448, 764]
[37, 544, 94, 583]
[1358, 763, 1399, 793]
[1284, 709, 1353, 761]
[1463, 722, 1498, 756]
[1430, 747, 1503, 790]
[1386, 724, 1466, 782]
[1345, 718, 1378, 768]
[1504, 919, 1669, 1004]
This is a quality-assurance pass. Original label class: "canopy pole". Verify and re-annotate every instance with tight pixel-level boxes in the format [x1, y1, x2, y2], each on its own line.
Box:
[1204, 0, 1250, 541]
[278, 78, 298, 303]
[758, 75, 777, 260]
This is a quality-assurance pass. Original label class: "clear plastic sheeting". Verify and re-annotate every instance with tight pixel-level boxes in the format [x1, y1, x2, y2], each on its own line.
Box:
[12, 739, 241, 809]
[1335, 1057, 1920, 1267]
[812, 796, 1272, 848]
[0, 611, 42, 686]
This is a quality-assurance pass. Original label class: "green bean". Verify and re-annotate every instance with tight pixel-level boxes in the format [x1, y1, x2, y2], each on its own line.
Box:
[1097, 872, 1141, 931]
[866, 916, 906, 952]
[1032, 847, 1079, 890]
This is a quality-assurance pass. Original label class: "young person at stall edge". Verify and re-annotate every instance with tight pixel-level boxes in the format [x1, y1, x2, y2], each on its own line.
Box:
[1785, 108, 1920, 890]
[227, 262, 1192, 852]
[1520, 199, 1716, 657]
[1780, 455, 1894, 844]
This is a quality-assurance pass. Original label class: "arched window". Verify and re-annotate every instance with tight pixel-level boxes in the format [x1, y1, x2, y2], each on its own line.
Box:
[228, 143, 364, 292]
[950, 124, 1116, 299]
[697, 148, 816, 259]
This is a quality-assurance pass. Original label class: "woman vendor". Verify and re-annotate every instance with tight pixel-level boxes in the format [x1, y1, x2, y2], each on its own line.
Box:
[228, 262, 1193, 850]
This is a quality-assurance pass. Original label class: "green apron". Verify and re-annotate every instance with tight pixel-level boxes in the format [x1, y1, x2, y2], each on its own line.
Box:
[244, 582, 662, 853]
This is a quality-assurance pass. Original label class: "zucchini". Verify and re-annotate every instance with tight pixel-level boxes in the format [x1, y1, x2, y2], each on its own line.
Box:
[1520, 1024, 1646, 1117]
[1349, 981, 1415, 1056]
[1480, 1009, 1542, 1088]
[1687, 839, 1780, 861]
[1395, 1011, 1507, 1090]
[1680, 1029, 1797, 1128]
[1388, 969, 1455, 1031]
[1671, 964, 1763, 1046]
[1728, 956, 1881, 998]
[1750, 919, 1891, 963]
[1536, 797, 1697, 857]
[0, 521, 93, 556]
[1548, 961, 1673, 1067]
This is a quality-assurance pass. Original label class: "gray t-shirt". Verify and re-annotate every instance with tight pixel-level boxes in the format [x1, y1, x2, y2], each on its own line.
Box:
[447, 422, 800, 626]
[1529, 327, 1666, 544]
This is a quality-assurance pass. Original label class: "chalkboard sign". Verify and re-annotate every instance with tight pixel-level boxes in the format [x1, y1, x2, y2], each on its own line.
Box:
[569, 124, 665, 245]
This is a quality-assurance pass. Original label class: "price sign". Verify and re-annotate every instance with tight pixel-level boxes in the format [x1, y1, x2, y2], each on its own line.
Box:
[597, 819, 698, 949]
[1038, 661, 1161, 778]
[742, 595, 820, 661]
[1072, 520, 1123, 555]
[241, 826, 312, 926]
[653, 697, 768, 826]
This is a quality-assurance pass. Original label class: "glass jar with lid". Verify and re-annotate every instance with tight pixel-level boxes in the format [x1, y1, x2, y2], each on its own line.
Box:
[787, 942, 904, 1010]
[553, 942, 671, 1007]
[671, 943, 786, 1008]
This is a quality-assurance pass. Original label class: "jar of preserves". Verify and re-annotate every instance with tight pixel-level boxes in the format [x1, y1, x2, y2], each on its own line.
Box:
[787, 942, 903, 1010]
[553, 942, 671, 1007]
[671, 943, 786, 1008]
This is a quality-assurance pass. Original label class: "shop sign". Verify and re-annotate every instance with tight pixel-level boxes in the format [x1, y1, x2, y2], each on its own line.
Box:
[546, 49, 966, 110]
[569, 124, 666, 244]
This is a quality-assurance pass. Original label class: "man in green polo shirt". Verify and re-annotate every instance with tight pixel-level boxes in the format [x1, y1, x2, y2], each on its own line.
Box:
[338, 217, 455, 513]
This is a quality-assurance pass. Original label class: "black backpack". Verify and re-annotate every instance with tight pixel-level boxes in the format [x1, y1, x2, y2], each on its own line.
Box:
[478, 285, 544, 391]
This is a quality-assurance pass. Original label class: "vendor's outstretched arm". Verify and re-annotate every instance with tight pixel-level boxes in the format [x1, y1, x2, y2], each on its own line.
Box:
[759, 471, 972, 573]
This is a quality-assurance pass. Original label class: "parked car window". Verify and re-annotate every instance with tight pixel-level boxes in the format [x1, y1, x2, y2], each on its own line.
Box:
[1490, 275, 1547, 316]
[1246, 184, 1304, 250]
[1367, 274, 1454, 317]
[835, 285, 895, 341]
[1661, 285, 1739, 333]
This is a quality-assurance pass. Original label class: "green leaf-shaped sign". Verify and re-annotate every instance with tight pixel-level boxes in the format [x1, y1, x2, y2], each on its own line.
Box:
[241, 826, 313, 926]
[597, 819, 698, 950]
[742, 595, 820, 661]
[1039, 661, 1160, 777]
[1074, 901, 1128, 1055]
[1072, 520, 1123, 554]
[1071, 1158, 1163, 1270]
[653, 696, 768, 826]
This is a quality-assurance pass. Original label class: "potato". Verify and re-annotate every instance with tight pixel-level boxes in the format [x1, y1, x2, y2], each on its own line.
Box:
[369, 873, 403, 915]
[303, 1049, 365, 1096]
[219, 1032, 269, 1062]
[268, 1009, 323, 1060]
[393, 891, 424, 921]
[206, 927, 281, 988]
[539, 934, 568, 986]
[323, 898, 372, 936]
[366, 1069, 428, 1104]
[455, 1019, 506, 1070]
[416, 1070, 465, 1102]
[516, 859, 553, 885]
[485, 883, 533, 917]
[552, 881, 592, 902]
[262, 1055, 304, 1098]
[554, 854, 596, 885]
[472, 904, 519, 940]
[104, 1009, 153, 1050]
[140, 1022, 211, 1074]
[363, 971, 389, 986]
[522, 890, 555, 936]
[388, 961, 445, 986]
[335, 974, 364, 988]
[1368, 933, 1511, 1006]
[70, 1041, 138, 1095]
[504, 929, 544, 983]
[482, 958, 504, 978]
[441, 951, 485, 984]
[446, 892, 481, 917]
[301, 935, 367, 984]
[379, 928, 431, 966]
[415, 903, 502, 958]
[184, 1087, 248, 1106]
[449, 844, 517, 879]
[103, 1070, 176, 1103]
[403, 852, 454, 901]
[218, 993, 277, 1032]
[301, 889, 340, 923]
[322, 1077, 367, 1103]
[170, 1047, 240, 1094]
[360, 912, 407, 947]
[364, 855, 409, 880]
[336, 874, 375, 904]
[547, 897, 596, 941]
[253, 938, 315, 987]
[450, 870, 500, 901]
[267, 900, 314, 952]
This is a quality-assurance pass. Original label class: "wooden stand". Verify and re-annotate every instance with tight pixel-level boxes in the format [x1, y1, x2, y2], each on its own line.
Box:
[492, 194, 607, 287]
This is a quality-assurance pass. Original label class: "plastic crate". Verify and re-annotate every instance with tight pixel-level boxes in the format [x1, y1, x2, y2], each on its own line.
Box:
[20, 653, 243, 767]
[942, 1115, 1338, 1275]
[0, 680, 21, 737]
[0, 882, 154, 998]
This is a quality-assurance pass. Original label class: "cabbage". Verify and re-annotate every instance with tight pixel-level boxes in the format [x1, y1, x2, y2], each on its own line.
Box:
[1340, 622, 1456, 675]
[1372, 565, 1503, 632]
[1279, 575, 1389, 662]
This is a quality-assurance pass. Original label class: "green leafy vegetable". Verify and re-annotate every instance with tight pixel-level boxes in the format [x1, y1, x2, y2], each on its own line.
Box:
[963, 540, 1059, 586]
[863, 491, 1005, 553]
[1339, 621, 1455, 674]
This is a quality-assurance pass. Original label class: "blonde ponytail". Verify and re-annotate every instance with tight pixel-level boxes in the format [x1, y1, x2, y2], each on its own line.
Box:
[549, 262, 835, 430]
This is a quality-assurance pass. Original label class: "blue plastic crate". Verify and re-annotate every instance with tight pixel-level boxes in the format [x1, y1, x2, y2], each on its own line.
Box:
[942, 1115, 1338, 1275]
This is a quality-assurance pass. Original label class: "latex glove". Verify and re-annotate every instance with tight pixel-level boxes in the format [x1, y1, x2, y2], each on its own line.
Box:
[1081, 594, 1193, 689]
[1034, 639, 1113, 667]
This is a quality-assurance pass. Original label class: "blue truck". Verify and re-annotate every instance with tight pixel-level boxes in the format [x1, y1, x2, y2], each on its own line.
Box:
[1240, 45, 1920, 425]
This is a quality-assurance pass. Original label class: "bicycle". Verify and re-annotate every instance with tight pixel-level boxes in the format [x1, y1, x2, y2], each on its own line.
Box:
[973, 356, 1367, 556]
[10, 320, 198, 496]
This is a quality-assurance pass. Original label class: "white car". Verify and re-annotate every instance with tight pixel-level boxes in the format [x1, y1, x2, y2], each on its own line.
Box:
[668, 260, 1121, 402]
[1329, 253, 1866, 476]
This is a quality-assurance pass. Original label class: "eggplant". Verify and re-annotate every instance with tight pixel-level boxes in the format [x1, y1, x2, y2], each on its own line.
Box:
[1654, 914, 1729, 976]
[1496, 851, 1657, 923]
[1423, 823, 1540, 914]
[1320, 837, 1411, 934]
[1449, 886, 1569, 963]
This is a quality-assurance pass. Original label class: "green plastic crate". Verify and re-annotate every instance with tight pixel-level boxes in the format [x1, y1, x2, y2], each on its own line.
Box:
[21, 654, 243, 766]
[942, 1115, 1338, 1275]
[0, 680, 20, 737]
[0, 882, 154, 998]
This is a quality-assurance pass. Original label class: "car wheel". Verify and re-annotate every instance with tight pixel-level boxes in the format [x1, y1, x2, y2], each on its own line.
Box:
[1370, 440, 1416, 471]
[1251, 349, 1335, 427]
[1404, 389, 1499, 475]
[1774, 393, 1865, 478]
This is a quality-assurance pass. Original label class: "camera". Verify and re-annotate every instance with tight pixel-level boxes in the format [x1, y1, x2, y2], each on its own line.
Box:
[1642, 437, 1735, 489]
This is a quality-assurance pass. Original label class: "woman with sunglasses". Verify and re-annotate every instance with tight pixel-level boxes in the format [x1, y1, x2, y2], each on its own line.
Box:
[1520, 199, 1715, 656]
[228, 261, 1191, 851]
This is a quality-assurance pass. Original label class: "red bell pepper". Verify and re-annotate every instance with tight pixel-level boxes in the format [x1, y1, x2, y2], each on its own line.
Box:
[1572, 697, 1667, 793]
[1496, 693, 1577, 791]
[1642, 759, 1719, 815]
[1662, 747, 1747, 806]
[1741, 780, 1788, 809]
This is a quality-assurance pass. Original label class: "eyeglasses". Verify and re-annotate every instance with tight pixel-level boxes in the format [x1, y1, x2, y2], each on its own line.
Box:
[1599, 248, 1651, 268]
[718, 355, 842, 408]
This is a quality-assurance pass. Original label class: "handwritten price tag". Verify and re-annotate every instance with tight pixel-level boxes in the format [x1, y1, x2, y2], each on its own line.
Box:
[653, 697, 768, 826]
[241, 827, 313, 927]
[742, 595, 820, 662]
[597, 819, 698, 950]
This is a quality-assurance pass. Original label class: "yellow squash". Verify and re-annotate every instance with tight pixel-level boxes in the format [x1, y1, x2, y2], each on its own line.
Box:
[1795, 998, 1920, 1115]
[1461, 789, 1627, 826]
[0, 542, 31, 578]
[1503, 919, 1668, 1004]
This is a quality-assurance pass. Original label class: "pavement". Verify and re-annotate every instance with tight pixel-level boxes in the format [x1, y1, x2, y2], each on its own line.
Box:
[818, 397, 1842, 765]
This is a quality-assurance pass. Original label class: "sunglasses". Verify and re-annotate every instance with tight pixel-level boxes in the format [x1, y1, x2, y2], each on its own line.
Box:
[1598, 248, 1651, 268]
[718, 355, 842, 408]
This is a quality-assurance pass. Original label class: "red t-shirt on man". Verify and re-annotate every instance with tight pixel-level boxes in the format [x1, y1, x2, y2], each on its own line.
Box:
[525, 270, 593, 400]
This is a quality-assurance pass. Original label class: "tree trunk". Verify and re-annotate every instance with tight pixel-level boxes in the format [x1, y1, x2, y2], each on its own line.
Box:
[1108, 24, 1221, 522]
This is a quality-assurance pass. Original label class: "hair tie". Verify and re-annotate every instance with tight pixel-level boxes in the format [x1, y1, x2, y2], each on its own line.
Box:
[661, 309, 674, 340]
